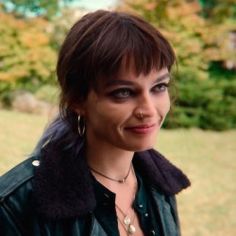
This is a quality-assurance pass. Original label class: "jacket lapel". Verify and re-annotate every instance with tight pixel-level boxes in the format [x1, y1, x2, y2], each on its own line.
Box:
[89, 217, 108, 236]
[150, 189, 180, 236]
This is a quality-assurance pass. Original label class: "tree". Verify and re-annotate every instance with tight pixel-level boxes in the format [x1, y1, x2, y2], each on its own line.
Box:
[198, 0, 236, 22]
[0, 0, 76, 19]
[119, 0, 236, 130]
[0, 10, 57, 101]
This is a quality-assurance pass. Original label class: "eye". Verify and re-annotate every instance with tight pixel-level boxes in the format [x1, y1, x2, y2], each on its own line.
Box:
[109, 88, 133, 99]
[152, 82, 169, 93]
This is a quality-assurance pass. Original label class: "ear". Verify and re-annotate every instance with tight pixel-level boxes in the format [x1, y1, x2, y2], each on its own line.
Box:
[72, 103, 86, 116]
[74, 108, 85, 116]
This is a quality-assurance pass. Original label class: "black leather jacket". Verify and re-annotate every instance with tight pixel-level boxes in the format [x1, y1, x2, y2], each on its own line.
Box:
[0, 146, 190, 236]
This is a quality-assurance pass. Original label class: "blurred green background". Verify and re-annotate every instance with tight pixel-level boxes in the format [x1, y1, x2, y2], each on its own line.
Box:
[0, 0, 235, 129]
[0, 0, 235, 236]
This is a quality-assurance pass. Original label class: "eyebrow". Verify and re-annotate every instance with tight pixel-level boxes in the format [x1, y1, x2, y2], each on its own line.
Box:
[104, 73, 170, 87]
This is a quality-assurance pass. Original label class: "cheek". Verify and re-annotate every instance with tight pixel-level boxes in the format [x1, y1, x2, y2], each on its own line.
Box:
[157, 93, 171, 115]
[86, 101, 128, 128]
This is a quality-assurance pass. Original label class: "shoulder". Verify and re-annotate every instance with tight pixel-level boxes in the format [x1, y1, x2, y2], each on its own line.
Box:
[0, 155, 39, 203]
[0, 156, 41, 234]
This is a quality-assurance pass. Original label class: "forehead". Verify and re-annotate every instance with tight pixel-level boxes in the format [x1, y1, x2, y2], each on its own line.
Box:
[97, 67, 169, 90]
[92, 46, 173, 91]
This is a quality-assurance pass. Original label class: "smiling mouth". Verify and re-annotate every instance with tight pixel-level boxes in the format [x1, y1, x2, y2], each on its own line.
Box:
[125, 124, 157, 134]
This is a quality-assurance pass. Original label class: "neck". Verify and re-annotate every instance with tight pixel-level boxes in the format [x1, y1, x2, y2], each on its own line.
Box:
[85, 142, 134, 181]
[85, 141, 138, 212]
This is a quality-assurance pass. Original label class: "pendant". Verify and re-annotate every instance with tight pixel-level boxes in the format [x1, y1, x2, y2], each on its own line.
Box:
[124, 216, 131, 225]
[127, 224, 136, 234]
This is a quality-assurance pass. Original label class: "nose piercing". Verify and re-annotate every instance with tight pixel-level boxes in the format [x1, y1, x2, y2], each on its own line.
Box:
[137, 111, 144, 119]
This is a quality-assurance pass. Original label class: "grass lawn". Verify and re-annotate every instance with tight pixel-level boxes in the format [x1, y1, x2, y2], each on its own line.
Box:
[0, 109, 235, 236]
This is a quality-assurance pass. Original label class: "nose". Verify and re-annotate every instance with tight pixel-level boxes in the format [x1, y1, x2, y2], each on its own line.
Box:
[134, 92, 157, 119]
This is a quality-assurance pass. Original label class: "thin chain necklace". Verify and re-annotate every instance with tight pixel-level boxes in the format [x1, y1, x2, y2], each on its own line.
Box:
[116, 204, 136, 235]
[116, 166, 137, 235]
[89, 163, 132, 183]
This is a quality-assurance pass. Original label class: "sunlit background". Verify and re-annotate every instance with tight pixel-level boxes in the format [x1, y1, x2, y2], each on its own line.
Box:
[0, 1, 235, 236]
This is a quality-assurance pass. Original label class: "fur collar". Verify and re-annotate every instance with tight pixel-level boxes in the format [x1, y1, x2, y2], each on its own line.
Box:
[33, 143, 190, 220]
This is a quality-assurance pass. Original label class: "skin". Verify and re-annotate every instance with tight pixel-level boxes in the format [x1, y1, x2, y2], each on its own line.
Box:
[81, 66, 170, 156]
[77, 66, 171, 236]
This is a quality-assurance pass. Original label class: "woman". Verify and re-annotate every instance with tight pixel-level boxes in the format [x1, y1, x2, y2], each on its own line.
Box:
[0, 10, 190, 236]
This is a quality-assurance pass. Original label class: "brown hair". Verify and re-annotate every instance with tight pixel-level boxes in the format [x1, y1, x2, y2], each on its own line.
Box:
[34, 10, 176, 155]
[57, 10, 175, 122]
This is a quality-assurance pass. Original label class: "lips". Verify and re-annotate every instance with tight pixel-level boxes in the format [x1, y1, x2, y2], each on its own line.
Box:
[125, 123, 157, 134]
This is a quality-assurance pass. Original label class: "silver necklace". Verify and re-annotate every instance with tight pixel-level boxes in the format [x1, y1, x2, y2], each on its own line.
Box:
[89, 163, 132, 183]
[116, 204, 136, 235]
[116, 167, 137, 235]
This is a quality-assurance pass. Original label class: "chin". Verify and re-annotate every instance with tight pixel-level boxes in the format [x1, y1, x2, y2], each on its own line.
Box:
[124, 142, 155, 152]
[134, 145, 154, 152]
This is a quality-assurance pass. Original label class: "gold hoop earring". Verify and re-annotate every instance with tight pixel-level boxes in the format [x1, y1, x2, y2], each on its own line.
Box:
[78, 115, 85, 136]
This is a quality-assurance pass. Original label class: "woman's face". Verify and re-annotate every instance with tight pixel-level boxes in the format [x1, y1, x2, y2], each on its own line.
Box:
[80, 66, 171, 152]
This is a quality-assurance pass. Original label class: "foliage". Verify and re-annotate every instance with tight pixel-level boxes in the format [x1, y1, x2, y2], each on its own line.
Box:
[165, 71, 236, 130]
[49, 7, 88, 50]
[0, 10, 57, 104]
[35, 84, 59, 104]
[198, 0, 236, 21]
[121, 0, 236, 130]
[0, 0, 75, 19]
[0, 1, 236, 130]
[0, 5, 88, 106]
